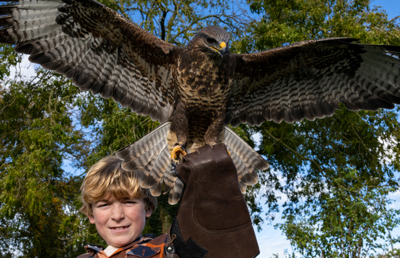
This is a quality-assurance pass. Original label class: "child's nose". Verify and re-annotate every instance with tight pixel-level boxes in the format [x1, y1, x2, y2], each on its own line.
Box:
[111, 203, 125, 221]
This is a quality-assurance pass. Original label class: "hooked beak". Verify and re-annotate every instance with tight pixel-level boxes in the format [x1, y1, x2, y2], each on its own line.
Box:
[210, 41, 227, 56]
[219, 42, 226, 53]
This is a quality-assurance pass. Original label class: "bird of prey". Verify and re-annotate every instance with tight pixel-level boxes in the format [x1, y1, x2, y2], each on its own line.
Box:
[1, 0, 400, 204]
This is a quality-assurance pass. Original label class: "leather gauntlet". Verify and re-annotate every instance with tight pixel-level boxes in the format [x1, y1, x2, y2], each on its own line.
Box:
[170, 143, 259, 258]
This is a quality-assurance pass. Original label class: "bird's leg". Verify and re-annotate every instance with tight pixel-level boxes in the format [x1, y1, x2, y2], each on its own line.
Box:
[168, 101, 189, 166]
[204, 110, 225, 149]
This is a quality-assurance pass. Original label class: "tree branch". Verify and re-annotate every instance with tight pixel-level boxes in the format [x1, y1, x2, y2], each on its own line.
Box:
[263, 128, 325, 174]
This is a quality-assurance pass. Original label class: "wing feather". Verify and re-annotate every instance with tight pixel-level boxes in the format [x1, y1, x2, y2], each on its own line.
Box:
[228, 39, 400, 126]
[168, 178, 183, 205]
[218, 126, 269, 193]
[116, 122, 180, 202]
[0, 0, 182, 122]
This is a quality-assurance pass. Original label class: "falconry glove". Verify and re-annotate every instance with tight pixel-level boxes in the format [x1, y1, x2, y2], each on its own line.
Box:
[169, 143, 259, 258]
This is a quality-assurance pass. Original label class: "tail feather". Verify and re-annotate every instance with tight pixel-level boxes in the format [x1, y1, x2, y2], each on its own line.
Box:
[219, 125, 269, 192]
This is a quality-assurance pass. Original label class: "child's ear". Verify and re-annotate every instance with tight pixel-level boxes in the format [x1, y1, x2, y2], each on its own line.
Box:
[88, 215, 96, 224]
[145, 208, 152, 218]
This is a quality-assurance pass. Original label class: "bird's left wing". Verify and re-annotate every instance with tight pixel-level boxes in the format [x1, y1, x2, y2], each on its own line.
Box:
[0, 0, 183, 122]
[226, 38, 400, 126]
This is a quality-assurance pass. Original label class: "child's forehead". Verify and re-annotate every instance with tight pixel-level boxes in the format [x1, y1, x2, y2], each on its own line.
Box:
[96, 193, 142, 202]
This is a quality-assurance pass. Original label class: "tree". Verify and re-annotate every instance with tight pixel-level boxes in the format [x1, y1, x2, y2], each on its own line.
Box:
[0, 69, 98, 256]
[280, 169, 400, 257]
[234, 0, 400, 256]
[0, 0, 253, 256]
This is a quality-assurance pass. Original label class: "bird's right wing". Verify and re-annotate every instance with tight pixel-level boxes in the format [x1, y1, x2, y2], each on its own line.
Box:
[0, 0, 183, 122]
[226, 38, 400, 126]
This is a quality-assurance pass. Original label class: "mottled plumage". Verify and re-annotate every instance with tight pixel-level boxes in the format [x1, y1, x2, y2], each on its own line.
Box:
[1, 0, 400, 204]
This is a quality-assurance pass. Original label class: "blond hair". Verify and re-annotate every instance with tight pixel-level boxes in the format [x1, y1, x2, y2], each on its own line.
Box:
[79, 156, 157, 217]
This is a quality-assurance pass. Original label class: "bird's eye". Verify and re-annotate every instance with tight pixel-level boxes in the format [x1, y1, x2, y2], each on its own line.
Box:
[206, 37, 217, 44]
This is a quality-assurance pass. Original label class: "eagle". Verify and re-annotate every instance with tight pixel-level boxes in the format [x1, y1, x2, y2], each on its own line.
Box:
[1, 0, 400, 204]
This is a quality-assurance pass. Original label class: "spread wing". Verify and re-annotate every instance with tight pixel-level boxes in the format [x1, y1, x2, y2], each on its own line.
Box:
[226, 38, 400, 126]
[0, 0, 183, 122]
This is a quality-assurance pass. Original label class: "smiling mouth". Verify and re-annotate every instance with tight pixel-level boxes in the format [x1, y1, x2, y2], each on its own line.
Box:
[110, 226, 130, 230]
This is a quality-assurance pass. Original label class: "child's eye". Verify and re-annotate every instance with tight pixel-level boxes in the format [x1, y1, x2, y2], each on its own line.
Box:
[97, 203, 109, 208]
[124, 200, 137, 204]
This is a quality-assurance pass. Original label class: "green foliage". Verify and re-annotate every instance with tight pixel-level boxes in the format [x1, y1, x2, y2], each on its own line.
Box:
[95, 0, 250, 44]
[279, 168, 400, 257]
[0, 69, 100, 257]
[0, 45, 20, 80]
[233, 0, 400, 53]
[235, 0, 400, 256]
[380, 248, 400, 258]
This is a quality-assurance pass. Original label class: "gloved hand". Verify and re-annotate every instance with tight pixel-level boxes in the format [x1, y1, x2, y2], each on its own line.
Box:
[169, 143, 259, 258]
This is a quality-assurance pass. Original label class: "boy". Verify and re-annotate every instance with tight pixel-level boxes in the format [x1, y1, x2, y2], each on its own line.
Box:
[78, 156, 170, 258]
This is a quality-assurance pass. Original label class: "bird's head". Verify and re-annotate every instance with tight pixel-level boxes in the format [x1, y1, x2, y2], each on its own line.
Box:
[189, 26, 230, 58]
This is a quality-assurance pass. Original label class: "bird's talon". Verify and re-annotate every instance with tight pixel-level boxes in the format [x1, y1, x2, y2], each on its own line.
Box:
[206, 143, 217, 149]
[170, 159, 178, 176]
[171, 142, 187, 163]
[227, 150, 231, 156]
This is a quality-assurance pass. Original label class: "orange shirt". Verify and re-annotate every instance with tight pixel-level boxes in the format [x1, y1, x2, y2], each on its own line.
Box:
[77, 234, 169, 258]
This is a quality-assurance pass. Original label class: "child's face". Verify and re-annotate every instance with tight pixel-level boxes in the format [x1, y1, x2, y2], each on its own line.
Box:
[89, 195, 152, 247]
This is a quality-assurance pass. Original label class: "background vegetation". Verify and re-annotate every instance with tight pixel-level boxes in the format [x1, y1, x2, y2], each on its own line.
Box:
[1, 0, 400, 257]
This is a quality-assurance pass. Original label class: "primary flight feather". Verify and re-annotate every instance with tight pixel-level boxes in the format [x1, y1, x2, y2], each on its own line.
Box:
[1, 0, 400, 204]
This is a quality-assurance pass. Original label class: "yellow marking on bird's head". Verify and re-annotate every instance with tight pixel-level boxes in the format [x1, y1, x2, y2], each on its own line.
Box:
[220, 42, 226, 49]
[210, 42, 226, 56]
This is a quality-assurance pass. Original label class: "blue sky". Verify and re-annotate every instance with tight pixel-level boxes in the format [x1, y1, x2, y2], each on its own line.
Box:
[371, 0, 400, 19]
[255, 2, 400, 257]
